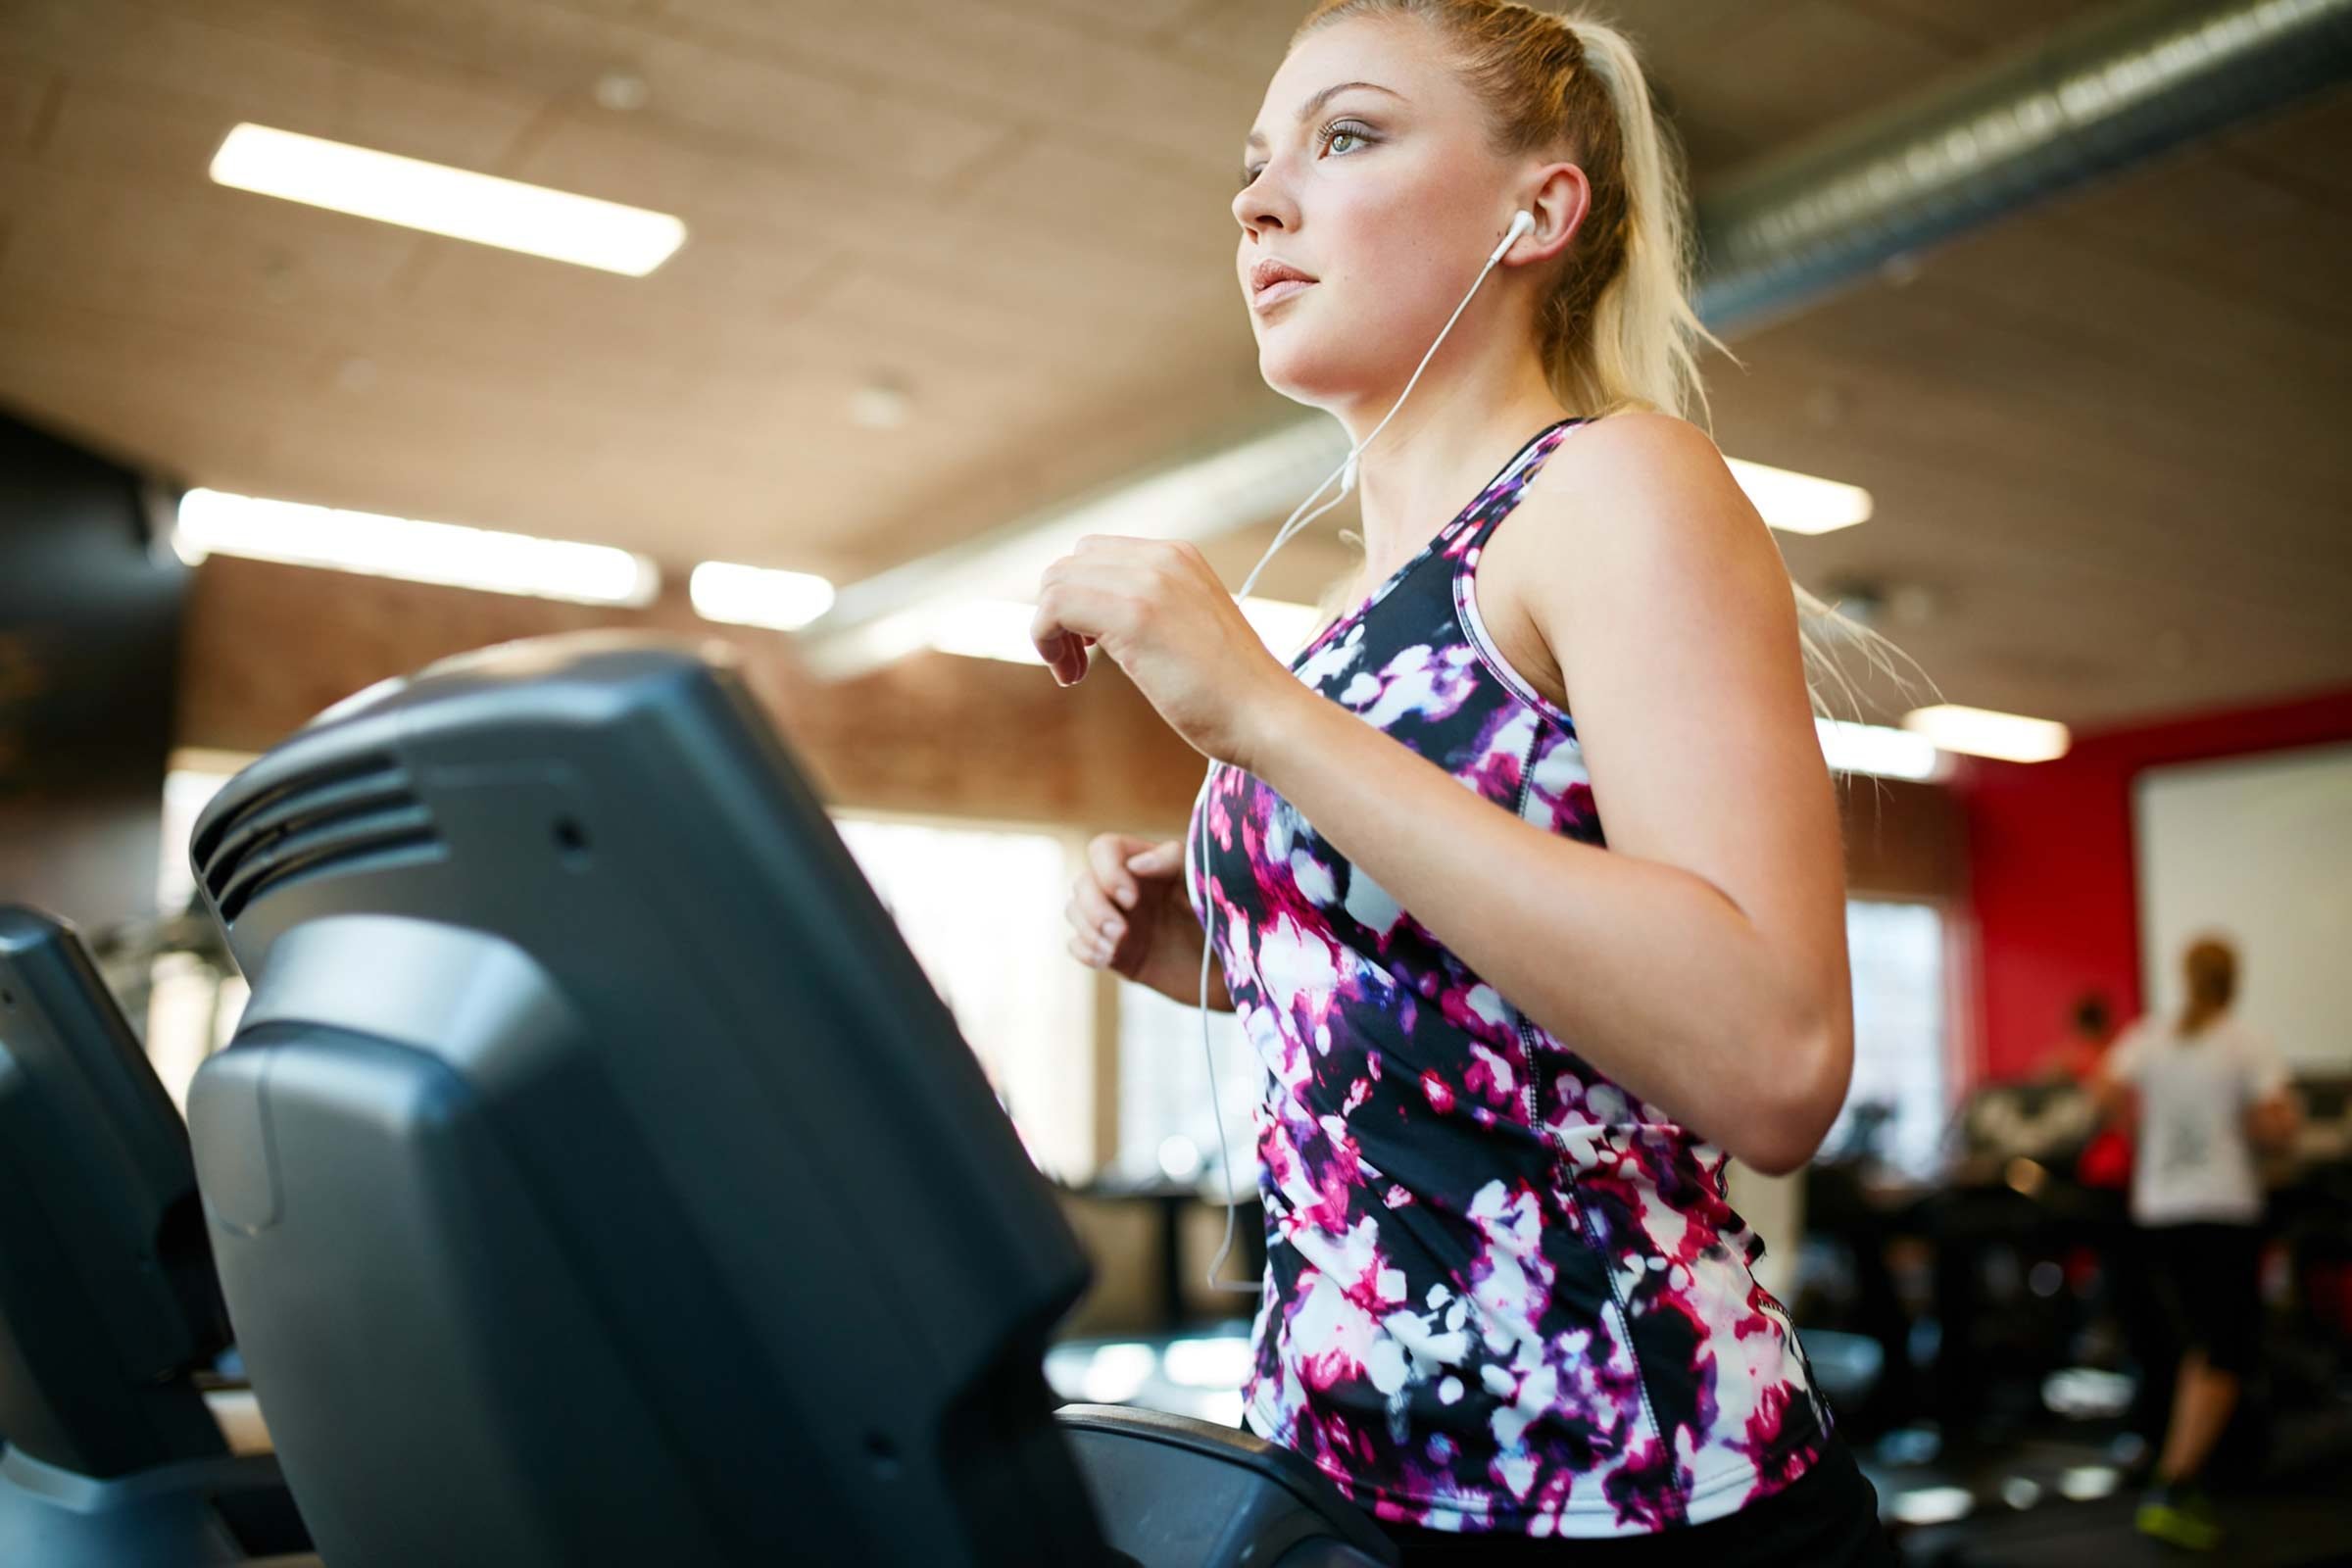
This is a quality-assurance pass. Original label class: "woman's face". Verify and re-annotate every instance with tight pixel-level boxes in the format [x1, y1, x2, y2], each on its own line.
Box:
[1233, 17, 1516, 410]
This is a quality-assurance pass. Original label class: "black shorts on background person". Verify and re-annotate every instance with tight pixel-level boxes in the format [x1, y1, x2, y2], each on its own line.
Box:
[2149, 1223, 2263, 1379]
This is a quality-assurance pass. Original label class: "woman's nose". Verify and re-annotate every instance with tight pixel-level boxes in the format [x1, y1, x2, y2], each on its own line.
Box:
[1233, 172, 1294, 237]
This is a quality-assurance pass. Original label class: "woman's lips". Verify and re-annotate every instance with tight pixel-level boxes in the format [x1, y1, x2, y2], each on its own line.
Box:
[1252, 277, 1315, 312]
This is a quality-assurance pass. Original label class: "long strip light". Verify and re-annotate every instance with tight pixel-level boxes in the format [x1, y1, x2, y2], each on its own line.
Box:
[173, 489, 658, 607]
[210, 123, 686, 275]
[925, 599, 1054, 665]
[1816, 717, 1948, 781]
[1726, 457, 1873, 535]
[689, 562, 837, 631]
[1903, 703, 2072, 762]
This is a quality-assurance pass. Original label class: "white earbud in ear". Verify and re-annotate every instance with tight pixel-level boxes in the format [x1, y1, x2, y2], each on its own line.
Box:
[1488, 209, 1537, 267]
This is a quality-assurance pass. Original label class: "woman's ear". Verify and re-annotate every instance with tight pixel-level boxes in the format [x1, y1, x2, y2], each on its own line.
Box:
[1515, 162, 1592, 265]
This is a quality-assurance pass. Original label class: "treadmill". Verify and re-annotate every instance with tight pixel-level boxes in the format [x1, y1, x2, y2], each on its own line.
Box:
[182, 632, 1396, 1567]
[0, 905, 309, 1565]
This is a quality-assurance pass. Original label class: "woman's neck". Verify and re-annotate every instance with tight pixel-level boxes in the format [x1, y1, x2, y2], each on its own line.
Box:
[1335, 354, 1573, 588]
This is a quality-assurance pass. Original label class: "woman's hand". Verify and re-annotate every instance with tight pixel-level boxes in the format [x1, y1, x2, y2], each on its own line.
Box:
[1032, 536, 1300, 772]
[1064, 834, 1232, 1008]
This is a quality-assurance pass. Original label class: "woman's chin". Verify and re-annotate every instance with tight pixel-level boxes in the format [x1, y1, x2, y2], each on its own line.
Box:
[1254, 341, 1356, 410]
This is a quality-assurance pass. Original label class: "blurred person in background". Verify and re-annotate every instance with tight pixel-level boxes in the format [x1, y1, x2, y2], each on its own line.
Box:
[2093, 934, 2300, 1550]
[2033, 990, 2113, 1086]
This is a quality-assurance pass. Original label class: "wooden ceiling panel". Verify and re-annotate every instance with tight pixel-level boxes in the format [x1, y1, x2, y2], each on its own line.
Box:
[844, 197, 1236, 326]
[395, 223, 829, 389]
[511, 108, 883, 245]
[1163, 0, 1316, 76]
[0, 159, 421, 329]
[201, 364, 763, 536]
[1737, 285, 2346, 543]
[1628, 0, 1963, 169]
[1790, 528, 2352, 729]
[36, 74, 268, 187]
[0, 292, 329, 470]
[2052, 139, 2352, 333]
[829, 355, 1298, 576]
[791, 270, 1068, 380]
[10, 0, 543, 171]
[0, 54, 54, 157]
[2213, 87, 2352, 207]
[950, 132, 1239, 272]
[1722, 311, 2352, 624]
[659, 0, 1258, 183]
[1809, 0, 2116, 54]
[974, 0, 1221, 45]
[1923, 196, 2349, 391]
[617, 29, 1009, 188]
[179, 0, 644, 107]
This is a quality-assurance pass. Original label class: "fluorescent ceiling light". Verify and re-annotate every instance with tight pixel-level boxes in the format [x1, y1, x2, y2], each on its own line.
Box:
[690, 562, 836, 631]
[927, 599, 1051, 665]
[173, 488, 658, 606]
[210, 123, 686, 275]
[1903, 703, 2071, 762]
[1726, 457, 1873, 535]
[1815, 718, 1948, 781]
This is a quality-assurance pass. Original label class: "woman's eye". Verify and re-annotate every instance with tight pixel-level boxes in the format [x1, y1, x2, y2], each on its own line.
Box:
[1238, 122, 1373, 188]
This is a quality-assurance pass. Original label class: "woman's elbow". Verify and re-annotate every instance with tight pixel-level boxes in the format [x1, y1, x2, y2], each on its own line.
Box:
[1736, 1118, 1832, 1179]
[1735, 1023, 1851, 1177]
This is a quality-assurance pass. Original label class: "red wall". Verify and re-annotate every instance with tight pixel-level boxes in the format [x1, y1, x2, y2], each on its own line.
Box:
[1953, 684, 2352, 1083]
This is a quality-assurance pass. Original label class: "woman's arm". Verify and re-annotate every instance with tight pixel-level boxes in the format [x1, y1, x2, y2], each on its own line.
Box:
[1237, 413, 1851, 1175]
[2246, 1085, 2301, 1151]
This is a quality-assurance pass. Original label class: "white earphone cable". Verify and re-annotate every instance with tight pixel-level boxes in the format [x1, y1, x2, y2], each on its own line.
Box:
[1193, 212, 1534, 1294]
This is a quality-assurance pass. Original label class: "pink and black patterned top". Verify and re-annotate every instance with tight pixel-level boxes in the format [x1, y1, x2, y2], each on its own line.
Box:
[1187, 416, 1832, 1538]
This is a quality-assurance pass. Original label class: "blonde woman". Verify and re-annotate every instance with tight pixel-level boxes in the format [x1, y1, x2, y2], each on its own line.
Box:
[2094, 936, 2300, 1551]
[1045, 3, 1903, 1558]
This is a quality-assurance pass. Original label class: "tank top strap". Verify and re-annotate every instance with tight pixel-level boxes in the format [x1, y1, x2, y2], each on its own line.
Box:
[1455, 416, 1588, 554]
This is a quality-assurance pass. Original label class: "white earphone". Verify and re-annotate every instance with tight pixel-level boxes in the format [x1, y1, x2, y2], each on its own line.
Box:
[1191, 209, 1539, 1294]
[1492, 207, 1538, 265]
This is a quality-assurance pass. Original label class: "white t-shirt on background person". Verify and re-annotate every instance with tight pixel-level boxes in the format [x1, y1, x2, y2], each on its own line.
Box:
[2105, 1013, 2291, 1227]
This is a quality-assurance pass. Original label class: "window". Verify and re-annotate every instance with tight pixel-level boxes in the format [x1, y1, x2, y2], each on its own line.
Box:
[146, 755, 254, 1108]
[1831, 899, 1950, 1178]
[1113, 980, 1262, 1196]
[833, 813, 1096, 1181]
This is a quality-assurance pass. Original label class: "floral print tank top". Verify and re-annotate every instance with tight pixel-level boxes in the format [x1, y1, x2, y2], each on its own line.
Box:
[1186, 416, 1832, 1538]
